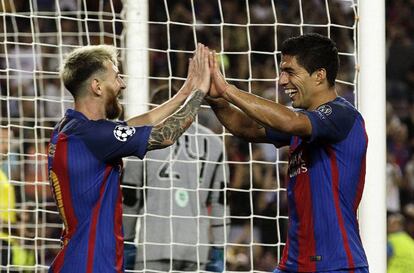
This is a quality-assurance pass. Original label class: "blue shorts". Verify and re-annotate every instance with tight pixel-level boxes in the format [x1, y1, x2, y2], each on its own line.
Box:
[273, 267, 369, 273]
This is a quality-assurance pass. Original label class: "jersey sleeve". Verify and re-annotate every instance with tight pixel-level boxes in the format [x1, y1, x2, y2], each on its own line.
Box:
[80, 120, 152, 162]
[265, 127, 291, 147]
[302, 100, 358, 143]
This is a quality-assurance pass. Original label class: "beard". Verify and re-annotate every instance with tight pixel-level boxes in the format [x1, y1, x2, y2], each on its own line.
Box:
[105, 92, 123, 120]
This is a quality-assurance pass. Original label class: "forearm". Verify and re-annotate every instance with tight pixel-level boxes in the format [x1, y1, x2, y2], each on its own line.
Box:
[206, 96, 267, 142]
[223, 85, 310, 136]
[147, 90, 205, 150]
[126, 92, 188, 126]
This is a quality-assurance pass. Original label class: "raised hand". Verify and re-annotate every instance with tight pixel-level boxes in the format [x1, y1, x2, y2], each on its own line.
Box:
[176, 58, 195, 99]
[147, 44, 211, 150]
[192, 43, 211, 94]
[208, 50, 229, 98]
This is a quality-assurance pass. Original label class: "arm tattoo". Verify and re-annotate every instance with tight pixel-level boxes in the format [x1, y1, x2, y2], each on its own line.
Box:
[147, 89, 205, 150]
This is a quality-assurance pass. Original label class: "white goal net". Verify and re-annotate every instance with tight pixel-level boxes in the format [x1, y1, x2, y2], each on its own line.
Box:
[0, 0, 360, 272]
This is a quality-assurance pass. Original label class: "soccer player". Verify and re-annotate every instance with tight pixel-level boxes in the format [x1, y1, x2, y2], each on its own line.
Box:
[47, 43, 210, 273]
[206, 33, 369, 273]
[122, 85, 230, 272]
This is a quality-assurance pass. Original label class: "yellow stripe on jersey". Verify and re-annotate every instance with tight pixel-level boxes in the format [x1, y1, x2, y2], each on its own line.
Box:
[49, 170, 69, 232]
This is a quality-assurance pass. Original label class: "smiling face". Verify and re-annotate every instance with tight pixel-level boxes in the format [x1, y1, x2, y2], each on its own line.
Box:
[279, 55, 319, 110]
[100, 61, 126, 119]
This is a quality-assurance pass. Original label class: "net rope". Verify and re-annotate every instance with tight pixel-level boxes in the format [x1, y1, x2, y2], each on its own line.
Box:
[0, 0, 358, 272]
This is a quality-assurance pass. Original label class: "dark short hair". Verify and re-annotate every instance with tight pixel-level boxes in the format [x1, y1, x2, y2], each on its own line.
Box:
[60, 45, 118, 98]
[281, 33, 339, 87]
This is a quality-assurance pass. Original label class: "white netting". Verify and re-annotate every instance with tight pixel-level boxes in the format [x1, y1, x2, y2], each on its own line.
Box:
[0, 0, 358, 272]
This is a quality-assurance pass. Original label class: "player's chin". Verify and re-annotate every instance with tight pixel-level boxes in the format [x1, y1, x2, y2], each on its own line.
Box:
[106, 103, 123, 120]
[291, 100, 299, 108]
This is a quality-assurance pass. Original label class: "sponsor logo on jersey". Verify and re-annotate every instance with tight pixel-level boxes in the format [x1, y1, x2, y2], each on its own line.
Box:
[113, 125, 136, 142]
[288, 150, 308, 178]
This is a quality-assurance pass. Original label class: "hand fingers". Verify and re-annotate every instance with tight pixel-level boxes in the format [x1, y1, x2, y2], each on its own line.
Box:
[208, 51, 214, 71]
[194, 43, 210, 75]
[196, 43, 203, 69]
[192, 44, 199, 71]
[187, 58, 194, 76]
[203, 46, 209, 72]
[213, 51, 221, 79]
[213, 50, 217, 70]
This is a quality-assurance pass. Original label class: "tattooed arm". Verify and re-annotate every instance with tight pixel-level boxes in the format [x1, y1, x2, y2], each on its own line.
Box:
[126, 60, 196, 127]
[146, 43, 210, 150]
[147, 89, 205, 150]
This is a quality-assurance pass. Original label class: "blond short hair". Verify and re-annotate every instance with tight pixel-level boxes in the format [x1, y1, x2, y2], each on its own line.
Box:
[61, 45, 118, 98]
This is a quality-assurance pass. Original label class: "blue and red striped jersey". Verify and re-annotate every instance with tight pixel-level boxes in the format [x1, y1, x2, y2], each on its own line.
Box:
[47, 109, 152, 273]
[266, 97, 368, 272]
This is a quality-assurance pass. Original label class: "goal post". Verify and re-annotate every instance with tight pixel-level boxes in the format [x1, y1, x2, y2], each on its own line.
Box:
[124, 0, 149, 118]
[358, 0, 387, 272]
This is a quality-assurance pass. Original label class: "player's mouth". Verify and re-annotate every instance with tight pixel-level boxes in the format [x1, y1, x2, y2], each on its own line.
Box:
[284, 88, 298, 99]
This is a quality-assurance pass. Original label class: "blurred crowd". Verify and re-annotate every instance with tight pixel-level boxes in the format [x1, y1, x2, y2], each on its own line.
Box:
[385, 0, 414, 270]
[0, 0, 413, 272]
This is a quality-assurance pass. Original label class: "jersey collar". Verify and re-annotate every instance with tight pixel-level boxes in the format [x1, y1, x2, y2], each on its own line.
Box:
[65, 109, 89, 121]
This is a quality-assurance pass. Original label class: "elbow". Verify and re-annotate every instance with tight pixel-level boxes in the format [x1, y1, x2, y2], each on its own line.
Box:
[274, 114, 311, 137]
[146, 124, 178, 151]
[147, 138, 174, 151]
[281, 121, 299, 135]
[162, 139, 175, 148]
[281, 122, 308, 136]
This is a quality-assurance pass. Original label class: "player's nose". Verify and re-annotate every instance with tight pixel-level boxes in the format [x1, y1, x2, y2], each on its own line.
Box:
[119, 77, 126, 89]
[279, 72, 289, 85]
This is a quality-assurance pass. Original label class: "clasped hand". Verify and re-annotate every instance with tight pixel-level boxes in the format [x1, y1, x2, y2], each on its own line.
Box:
[177, 43, 230, 100]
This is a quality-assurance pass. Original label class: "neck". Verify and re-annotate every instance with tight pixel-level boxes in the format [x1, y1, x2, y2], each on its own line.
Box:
[308, 86, 338, 110]
[74, 97, 106, 120]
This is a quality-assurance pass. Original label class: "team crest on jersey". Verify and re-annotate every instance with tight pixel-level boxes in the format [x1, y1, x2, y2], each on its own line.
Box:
[113, 125, 136, 142]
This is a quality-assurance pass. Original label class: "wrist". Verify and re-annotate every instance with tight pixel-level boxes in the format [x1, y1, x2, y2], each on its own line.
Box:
[223, 84, 237, 100]
[196, 86, 209, 95]
[173, 90, 189, 103]
[205, 97, 230, 109]
[193, 88, 208, 98]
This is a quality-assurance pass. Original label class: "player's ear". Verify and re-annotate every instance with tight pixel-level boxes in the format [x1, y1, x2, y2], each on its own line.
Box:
[91, 79, 102, 96]
[314, 68, 327, 85]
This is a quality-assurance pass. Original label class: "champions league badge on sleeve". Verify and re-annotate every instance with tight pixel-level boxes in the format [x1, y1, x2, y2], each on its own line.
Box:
[113, 125, 136, 142]
[317, 104, 332, 115]
[316, 104, 332, 120]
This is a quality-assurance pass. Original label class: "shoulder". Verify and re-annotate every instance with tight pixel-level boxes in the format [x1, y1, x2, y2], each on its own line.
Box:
[317, 97, 359, 120]
[303, 97, 362, 143]
[72, 119, 130, 138]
